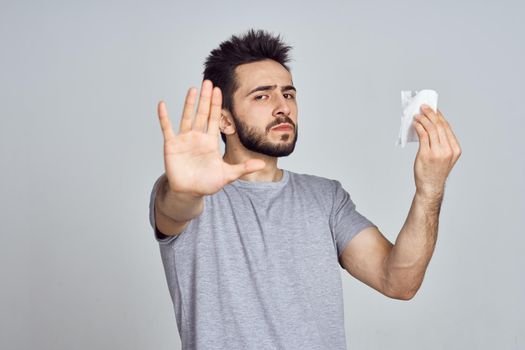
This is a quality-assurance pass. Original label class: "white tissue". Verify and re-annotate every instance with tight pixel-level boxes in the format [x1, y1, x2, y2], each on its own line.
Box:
[396, 89, 438, 148]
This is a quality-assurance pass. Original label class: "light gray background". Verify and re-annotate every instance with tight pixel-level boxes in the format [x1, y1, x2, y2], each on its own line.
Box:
[1, 0, 524, 349]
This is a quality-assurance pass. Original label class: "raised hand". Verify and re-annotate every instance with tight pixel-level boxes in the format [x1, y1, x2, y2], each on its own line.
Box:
[157, 79, 266, 196]
[412, 105, 462, 198]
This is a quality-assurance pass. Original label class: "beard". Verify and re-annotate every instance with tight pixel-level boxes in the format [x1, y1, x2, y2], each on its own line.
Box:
[231, 110, 298, 157]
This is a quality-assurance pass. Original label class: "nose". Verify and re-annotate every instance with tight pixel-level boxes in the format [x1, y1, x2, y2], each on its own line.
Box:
[273, 93, 291, 117]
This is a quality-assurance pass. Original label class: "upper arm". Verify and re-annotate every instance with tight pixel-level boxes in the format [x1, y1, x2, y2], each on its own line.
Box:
[339, 226, 395, 297]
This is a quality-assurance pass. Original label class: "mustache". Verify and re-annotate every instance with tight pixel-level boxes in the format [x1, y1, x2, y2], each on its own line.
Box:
[267, 117, 295, 131]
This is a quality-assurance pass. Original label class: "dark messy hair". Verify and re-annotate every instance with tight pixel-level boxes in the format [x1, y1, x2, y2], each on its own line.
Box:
[202, 29, 293, 145]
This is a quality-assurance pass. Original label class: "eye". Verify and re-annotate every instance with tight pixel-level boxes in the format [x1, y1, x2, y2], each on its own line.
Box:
[284, 93, 296, 99]
[254, 95, 268, 100]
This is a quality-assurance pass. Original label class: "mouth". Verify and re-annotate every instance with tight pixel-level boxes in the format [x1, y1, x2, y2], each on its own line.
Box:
[271, 123, 294, 132]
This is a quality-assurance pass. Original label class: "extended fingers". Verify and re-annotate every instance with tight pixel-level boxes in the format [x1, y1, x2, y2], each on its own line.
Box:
[207, 87, 222, 136]
[158, 101, 176, 141]
[193, 80, 213, 132]
[179, 87, 197, 133]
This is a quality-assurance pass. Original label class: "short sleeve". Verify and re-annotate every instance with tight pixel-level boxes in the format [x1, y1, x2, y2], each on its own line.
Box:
[149, 175, 179, 244]
[329, 179, 377, 261]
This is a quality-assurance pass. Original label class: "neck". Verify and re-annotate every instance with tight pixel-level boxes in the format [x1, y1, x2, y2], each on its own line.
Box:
[223, 143, 282, 182]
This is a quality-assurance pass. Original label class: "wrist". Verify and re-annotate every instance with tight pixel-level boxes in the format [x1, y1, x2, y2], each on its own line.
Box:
[167, 185, 203, 198]
[415, 188, 444, 205]
[415, 184, 445, 200]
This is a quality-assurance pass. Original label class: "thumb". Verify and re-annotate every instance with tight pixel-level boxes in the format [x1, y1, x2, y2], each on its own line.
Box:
[224, 159, 266, 183]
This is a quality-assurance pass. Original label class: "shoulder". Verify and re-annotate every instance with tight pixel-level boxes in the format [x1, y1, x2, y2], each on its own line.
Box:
[288, 170, 338, 191]
[287, 170, 341, 205]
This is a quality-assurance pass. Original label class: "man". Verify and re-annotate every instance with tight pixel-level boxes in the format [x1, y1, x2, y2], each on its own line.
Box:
[148, 29, 461, 350]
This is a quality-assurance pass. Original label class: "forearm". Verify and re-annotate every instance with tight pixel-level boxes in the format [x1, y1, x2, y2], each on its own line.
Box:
[156, 175, 204, 222]
[384, 189, 444, 299]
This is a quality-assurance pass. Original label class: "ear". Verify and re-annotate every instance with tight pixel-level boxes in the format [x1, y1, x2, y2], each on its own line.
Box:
[220, 109, 236, 136]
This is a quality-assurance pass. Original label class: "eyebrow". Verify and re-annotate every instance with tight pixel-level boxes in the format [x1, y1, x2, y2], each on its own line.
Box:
[245, 84, 297, 97]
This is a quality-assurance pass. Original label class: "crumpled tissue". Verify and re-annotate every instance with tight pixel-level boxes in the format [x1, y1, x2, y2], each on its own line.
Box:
[396, 89, 438, 148]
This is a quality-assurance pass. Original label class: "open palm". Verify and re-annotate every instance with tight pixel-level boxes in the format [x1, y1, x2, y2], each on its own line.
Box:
[157, 79, 265, 196]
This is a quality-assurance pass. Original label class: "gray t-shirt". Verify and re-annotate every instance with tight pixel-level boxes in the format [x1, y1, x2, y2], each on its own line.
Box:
[148, 169, 377, 350]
